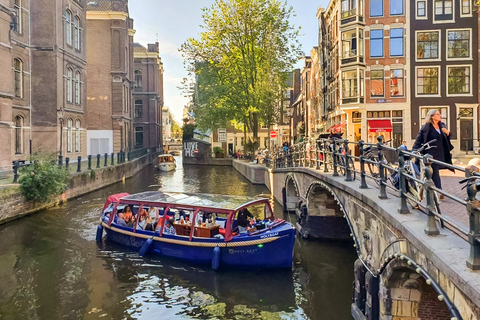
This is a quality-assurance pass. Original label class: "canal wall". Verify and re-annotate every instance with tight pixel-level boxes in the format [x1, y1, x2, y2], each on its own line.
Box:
[0, 152, 157, 225]
[232, 160, 268, 185]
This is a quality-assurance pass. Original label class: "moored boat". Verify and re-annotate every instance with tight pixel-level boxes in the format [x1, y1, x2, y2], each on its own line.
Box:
[96, 191, 295, 270]
[156, 154, 176, 171]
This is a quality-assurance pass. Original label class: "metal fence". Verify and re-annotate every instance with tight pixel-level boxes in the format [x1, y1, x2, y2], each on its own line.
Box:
[270, 136, 480, 271]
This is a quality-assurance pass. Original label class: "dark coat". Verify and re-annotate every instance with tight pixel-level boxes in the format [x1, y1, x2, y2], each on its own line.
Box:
[412, 122, 454, 169]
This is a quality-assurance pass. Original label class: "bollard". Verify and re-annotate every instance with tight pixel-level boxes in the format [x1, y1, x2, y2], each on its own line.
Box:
[13, 161, 19, 183]
[96, 154, 100, 168]
[117, 152, 120, 164]
[77, 156, 82, 172]
[344, 139, 353, 182]
[88, 155, 92, 170]
[65, 157, 70, 169]
[332, 139, 339, 176]
[423, 155, 440, 235]
[377, 136, 387, 199]
[397, 148, 410, 214]
[466, 168, 480, 270]
[111, 153, 114, 165]
[127, 151, 131, 162]
[323, 140, 329, 173]
[359, 140, 367, 189]
[104, 153, 108, 167]
[58, 155, 63, 166]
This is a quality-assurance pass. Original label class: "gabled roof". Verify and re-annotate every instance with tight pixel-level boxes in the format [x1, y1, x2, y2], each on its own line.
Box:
[133, 42, 148, 53]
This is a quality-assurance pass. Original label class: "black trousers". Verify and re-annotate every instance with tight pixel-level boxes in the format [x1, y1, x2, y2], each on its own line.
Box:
[432, 163, 442, 189]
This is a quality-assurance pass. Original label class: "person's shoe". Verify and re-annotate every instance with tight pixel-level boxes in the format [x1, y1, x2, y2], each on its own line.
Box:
[439, 194, 444, 200]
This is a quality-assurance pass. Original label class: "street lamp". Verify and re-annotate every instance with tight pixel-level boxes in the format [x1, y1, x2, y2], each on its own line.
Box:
[58, 108, 64, 165]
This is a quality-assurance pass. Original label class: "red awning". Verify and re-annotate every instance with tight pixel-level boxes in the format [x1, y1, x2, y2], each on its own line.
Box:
[368, 120, 393, 133]
[326, 122, 346, 132]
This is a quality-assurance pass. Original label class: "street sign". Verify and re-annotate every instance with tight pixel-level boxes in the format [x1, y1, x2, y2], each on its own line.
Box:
[270, 131, 277, 139]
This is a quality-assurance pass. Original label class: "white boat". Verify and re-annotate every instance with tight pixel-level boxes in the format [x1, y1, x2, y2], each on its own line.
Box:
[156, 154, 176, 171]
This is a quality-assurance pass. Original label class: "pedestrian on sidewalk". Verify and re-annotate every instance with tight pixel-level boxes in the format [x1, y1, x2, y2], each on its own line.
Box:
[413, 109, 454, 199]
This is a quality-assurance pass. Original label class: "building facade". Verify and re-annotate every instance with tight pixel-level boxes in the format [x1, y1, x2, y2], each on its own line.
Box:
[133, 42, 163, 151]
[86, 0, 134, 155]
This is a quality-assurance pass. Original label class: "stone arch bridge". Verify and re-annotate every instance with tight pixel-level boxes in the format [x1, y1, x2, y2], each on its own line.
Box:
[268, 167, 480, 320]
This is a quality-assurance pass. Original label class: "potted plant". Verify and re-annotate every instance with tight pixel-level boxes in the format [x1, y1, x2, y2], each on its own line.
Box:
[213, 146, 224, 158]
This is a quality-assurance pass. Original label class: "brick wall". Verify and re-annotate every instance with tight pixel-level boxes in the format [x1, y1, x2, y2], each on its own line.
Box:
[417, 282, 451, 320]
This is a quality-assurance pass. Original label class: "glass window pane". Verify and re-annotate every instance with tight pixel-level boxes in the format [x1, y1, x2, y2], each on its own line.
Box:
[370, 30, 383, 57]
[417, 1, 426, 16]
[370, 0, 383, 16]
[390, 28, 404, 56]
[390, 0, 403, 15]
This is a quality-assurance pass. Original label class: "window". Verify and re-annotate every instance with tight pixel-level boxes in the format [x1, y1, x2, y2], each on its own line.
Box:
[66, 68, 73, 103]
[421, 107, 448, 124]
[65, 10, 72, 45]
[435, 0, 453, 21]
[370, 0, 383, 16]
[135, 127, 143, 146]
[342, 29, 359, 58]
[448, 66, 470, 95]
[75, 71, 81, 104]
[370, 70, 384, 97]
[74, 16, 80, 50]
[390, 69, 404, 97]
[390, 0, 403, 15]
[341, 0, 357, 18]
[134, 100, 142, 118]
[417, 0, 426, 17]
[342, 70, 358, 98]
[67, 119, 73, 153]
[15, 115, 23, 154]
[13, 0, 21, 33]
[75, 120, 80, 152]
[447, 30, 470, 59]
[370, 30, 383, 57]
[134, 70, 142, 88]
[417, 31, 439, 59]
[14, 58, 23, 98]
[390, 28, 404, 57]
[416, 67, 439, 95]
[461, 0, 471, 15]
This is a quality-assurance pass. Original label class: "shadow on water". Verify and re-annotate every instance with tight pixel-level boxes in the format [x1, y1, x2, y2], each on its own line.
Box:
[0, 157, 356, 319]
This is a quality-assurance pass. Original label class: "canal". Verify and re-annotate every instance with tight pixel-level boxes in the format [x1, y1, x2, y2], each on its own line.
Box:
[0, 158, 356, 319]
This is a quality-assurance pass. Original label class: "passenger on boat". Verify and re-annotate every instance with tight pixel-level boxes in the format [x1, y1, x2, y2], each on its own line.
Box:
[116, 212, 127, 227]
[145, 207, 158, 231]
[137, 208, 148, 229]
[164, 217, 176, 235]
[237, 208, 254, 233]
[123, 206, 133, 226]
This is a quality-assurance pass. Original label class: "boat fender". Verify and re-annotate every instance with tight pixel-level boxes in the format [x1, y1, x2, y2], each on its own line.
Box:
[139, 238, 154, 256]
[212, 245, 221, 271]
[95, 224, 103, 242]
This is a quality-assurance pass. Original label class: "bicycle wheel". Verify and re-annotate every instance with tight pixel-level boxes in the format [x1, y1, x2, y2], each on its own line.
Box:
[367, 162, 380, 186]
[348, 157, 356, 180]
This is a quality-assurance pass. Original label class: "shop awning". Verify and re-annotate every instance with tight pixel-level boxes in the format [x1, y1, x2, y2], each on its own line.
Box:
[326, 122, 346, 132]
[368, 120, 392, 133]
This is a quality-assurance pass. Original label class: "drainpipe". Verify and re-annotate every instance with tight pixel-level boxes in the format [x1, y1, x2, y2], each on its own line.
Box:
[28, 0, 32, 156]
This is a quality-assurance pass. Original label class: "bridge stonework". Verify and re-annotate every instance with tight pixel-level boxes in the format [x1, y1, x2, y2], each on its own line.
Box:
[269, 167, 480, 320]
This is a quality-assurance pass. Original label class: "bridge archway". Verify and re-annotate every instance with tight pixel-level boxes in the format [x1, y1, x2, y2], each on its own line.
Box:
[283, 174, 300, 213]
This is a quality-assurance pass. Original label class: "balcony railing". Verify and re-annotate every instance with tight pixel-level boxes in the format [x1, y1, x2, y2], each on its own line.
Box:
[343, 49, 357, 59]
[341, 8, 357, 19]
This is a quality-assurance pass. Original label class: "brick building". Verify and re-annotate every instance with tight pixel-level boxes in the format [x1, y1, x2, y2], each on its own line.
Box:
[86, 0, 134, 155]
[132, 42, 163, 151]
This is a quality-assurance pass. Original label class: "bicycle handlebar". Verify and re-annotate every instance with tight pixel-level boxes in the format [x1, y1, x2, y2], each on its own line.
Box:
[412, 139, 437, 154]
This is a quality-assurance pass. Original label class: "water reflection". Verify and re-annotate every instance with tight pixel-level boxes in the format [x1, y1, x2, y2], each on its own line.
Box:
[0, 157, 356, 319]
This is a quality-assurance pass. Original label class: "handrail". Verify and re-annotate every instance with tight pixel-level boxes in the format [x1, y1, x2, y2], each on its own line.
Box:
[270, 136, 480, 271]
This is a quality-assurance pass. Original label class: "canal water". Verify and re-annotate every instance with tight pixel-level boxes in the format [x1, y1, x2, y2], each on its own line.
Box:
[0, 158, 356, 320]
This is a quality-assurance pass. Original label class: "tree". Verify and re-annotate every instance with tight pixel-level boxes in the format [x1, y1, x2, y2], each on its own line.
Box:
[181, 0, 302, 143]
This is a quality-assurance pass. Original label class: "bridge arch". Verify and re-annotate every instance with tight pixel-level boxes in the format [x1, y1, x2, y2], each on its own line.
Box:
[283, 173, 300, 213]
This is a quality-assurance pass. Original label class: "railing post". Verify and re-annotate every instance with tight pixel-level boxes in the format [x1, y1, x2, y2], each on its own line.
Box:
[117, 152, 120, 164]
[344, 139, 353, 181]
[111, 153, 114, 165]
[397, 148, 410, 214]
[77, 156, 82, 172]
[323, 140, 329, 173]
[466, 166, 480, 270]
[423, 155, 440, 235]
[359, 140, 367, 189]
[58, 155, 63, 166]
[315, 139, 320, 170]
[96, 154, 100, 168]
[104, 153, 108, 166]
[377, 136, 387, 199]
[332, 139, 339, 176]
[13, 161, 19, 183]
[65, 157, 70, 169]
[88, 155, 92, 170]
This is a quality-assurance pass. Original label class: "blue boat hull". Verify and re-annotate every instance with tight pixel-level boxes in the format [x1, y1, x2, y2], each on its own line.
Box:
[102, 222, 295, 269]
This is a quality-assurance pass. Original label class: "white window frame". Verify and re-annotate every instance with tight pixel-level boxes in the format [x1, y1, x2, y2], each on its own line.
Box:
[14, 0, 22, 34]
[75, 120, 80, 152]
[74, 16, 80, 50]
[415, 66, 441, 97]
[420, 106, 449, 128]
[370, 69, 385, 98]
[75, 71, 81, 104]
[415, 30, 441, 62]
[446, 64, 472, 97]
[460, 0, 472, 17]
[416, 0, 428, 19]
[15, 115, 23, 154]
[67, 118, 73, 153]
[66, 68, 73, 103]
[65, 10, 72, 46]
[433, 0, 455, 24]
[446, 28, 472, 61]
[390, 69, 405, 98]
[389, 28, 404, 57]
[14, 58, 23, 98]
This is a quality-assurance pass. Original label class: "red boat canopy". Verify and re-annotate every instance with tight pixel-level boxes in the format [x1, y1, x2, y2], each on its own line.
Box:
[102, 192, 130, 212]
[326, 122, 346, 132]
[368, 120, 392, 133]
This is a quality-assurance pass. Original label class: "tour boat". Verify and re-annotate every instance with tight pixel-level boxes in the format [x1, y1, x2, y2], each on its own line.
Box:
[96, 191, 295, 270]
[156, 154, 176, 171]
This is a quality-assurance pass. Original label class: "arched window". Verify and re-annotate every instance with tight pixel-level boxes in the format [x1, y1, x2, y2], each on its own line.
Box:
[66, 68, 73, 103]
[134, 70, 142, 88]
[67, 118, 73, 153]
[75, 120, 81, 152]
[15, 115, 23, 154]
[65, 10, 72, 45]
[14, 58, 23, 98]
[134, 99, 142, 118]
[74, 16, 80, 49]
[75, 71, 81, 104]
[135, 127, 143, 146]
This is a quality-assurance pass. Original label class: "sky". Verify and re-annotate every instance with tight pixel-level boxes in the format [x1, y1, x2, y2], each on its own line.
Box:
[129, 0, 329, 123]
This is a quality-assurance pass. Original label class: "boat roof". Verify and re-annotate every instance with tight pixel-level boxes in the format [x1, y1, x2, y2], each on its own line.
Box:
[118, 191, 269, 212]
[158, 154, 174, 157]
